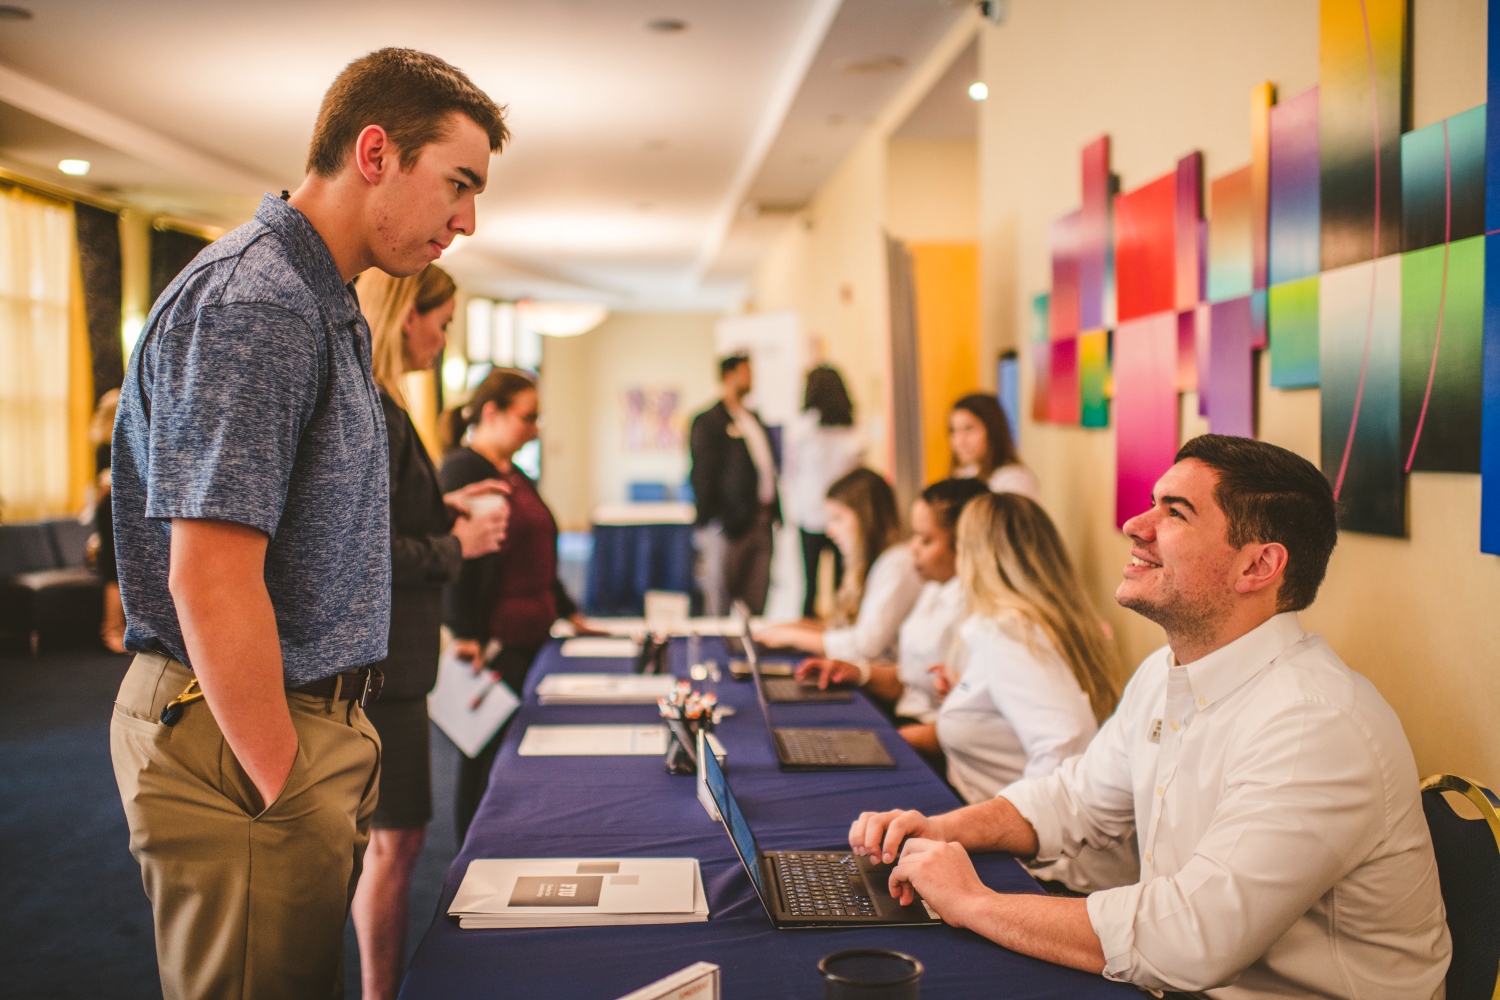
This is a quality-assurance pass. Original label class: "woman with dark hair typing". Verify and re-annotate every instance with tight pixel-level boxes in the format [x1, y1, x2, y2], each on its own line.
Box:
[442, 367, 589, 842]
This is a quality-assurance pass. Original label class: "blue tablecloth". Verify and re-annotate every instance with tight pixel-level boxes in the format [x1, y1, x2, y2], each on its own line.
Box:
[584, 523, 696, 615]
[400, 638, 1136, 1000]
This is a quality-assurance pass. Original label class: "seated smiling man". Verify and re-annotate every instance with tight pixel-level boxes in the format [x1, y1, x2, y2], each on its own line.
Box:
[851, 435, 1450, 998]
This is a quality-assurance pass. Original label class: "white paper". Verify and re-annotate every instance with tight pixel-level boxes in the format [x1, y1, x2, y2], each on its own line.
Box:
[517, 724, 667, 756]
[615, 962, 720, 1000]
[559, 616, 758, 638]
[536, 673, 678, 705]
[428, 651, 521, 758]
[644, 590, 691, 634]
[451, 858, 707, 929]
[561, 637, 640, 658]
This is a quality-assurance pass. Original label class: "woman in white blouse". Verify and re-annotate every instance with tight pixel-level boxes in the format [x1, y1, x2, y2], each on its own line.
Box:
[937, 491, 1134, 891]
[948, 393, 1039, 500]
[782, 366, 864, 618]
[795, 477, 990, 754]
[755, 468, 921, 663]
[937, 491, 1117, 799]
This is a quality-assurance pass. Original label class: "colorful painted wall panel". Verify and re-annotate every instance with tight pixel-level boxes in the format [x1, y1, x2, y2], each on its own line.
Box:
[1050, 211, 1081, 341]
[1114, 312, 1179, 529]
[1080, 137, 1113, 331]
[1079, 329, 1110, 428]
[1400, 236, 1483, 473]
[1485, 10, 1500, 554]
[1175, 152, 1204, 311]
[911, 243, 982, 486]
[1195, 302, 1211, 416]
[1208, 296, 1256, 438]
[1401, 105, 1486, 253]
[1031, 293, 1051, 422]
[1175, 309, 1197, 392]
[1251, 288, 1268, 350]
[1269, 86, 1321, 285]
[1319, 0, 1408, 271]
[1048, 337, 1080, 425]
[1268, 277, 1320, 388]
[1483, 233, 1500, 553]
[998, 352, 1021, 441]
[1251, 82, 1276, 290]
[1115, 172, 1177, 322]
[1208, 166, 1254, 302]
[1320, 256, 1404, 536]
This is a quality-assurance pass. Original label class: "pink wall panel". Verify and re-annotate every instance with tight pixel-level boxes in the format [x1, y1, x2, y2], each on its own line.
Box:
[1208, 296, 1256, 437]
[1175, 152, 1204, 311]
[1048, 337, 1081, 425]
[1080, 136, 1112, 330]
[1115, 313, 1180, 528]
[1050, 211, 1082, 340]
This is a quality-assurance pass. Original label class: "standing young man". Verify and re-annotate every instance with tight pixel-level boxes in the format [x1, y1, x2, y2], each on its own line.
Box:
[689, 354, 780, 614]
[110, 49, 508, 999]
[847, 435, 1450, 998]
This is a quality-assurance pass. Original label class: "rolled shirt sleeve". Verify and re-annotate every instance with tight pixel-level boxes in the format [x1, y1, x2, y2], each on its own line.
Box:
[142, 303, 320, 537]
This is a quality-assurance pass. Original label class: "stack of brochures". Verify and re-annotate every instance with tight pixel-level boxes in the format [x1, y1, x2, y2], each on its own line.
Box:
[536, 673, 679, 705]
[449, 857, 708, 929]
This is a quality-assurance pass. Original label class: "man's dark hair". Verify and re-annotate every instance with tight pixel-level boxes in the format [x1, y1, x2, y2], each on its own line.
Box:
[1175, 434, 1339, 612]
[719, 354, 750, 379]
[920, 477, 991, 535]
[803, 365, 853, 426]
[307, 48, 509, 177]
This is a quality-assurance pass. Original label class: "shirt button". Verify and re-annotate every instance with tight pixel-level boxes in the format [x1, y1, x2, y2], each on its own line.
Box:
[1144, 853, 1153, 864]
[1169, 720, 1179, 731]
[1156, 786, 1163, 796]
[1197, 696, 1206, 707]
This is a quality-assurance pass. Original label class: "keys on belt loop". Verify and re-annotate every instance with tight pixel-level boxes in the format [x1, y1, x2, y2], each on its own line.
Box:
[360, 667, 384, 708]
[159, 678, 204, 727]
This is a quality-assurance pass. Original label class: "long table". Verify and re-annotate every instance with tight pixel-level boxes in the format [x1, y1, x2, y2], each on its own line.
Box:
[400, 638, 1137, 999]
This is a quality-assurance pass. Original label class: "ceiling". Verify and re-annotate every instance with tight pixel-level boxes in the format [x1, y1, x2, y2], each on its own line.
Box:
[0, 0, 973, 309]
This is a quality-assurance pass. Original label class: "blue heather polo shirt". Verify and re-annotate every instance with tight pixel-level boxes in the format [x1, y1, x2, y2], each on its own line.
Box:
[112, 193, 390, 686]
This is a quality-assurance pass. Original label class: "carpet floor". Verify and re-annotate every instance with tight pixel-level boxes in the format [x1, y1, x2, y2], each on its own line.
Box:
[0, 646, 461, 999]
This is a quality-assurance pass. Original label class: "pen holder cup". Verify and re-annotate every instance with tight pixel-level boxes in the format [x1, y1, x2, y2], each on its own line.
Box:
[663, 715, 708, 776]
[819, 950, 922, 1000]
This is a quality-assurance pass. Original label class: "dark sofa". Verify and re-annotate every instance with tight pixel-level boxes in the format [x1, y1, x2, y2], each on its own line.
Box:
[0, 520, 103, 654]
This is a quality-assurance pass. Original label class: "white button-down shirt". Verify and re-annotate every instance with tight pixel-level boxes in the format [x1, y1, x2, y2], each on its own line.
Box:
[1001, 612, 1450, 998]
[891, 577, 964, 723]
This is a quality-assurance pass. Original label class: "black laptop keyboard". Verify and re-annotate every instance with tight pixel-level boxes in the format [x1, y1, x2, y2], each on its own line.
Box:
[778, 730, 855, 764]
[772, 852, 876, 918]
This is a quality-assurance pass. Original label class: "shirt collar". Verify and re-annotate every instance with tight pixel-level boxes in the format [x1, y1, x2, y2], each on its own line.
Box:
[1176, 611, 1307, 708]
[253, 193, 360, 328]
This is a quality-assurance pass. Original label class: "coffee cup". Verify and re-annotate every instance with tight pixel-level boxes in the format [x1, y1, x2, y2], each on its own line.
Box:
[819, 950, 922, 999]
[467, 494, 507, 519]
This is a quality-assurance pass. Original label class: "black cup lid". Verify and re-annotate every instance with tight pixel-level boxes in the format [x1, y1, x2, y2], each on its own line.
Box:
[818, 949, 923, 986]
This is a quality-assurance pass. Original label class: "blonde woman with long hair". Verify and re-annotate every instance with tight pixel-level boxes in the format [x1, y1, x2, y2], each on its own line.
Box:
[756, 467, 923, 663]
[936, 492, 1135, 891]
[352, 265, 508, 1000]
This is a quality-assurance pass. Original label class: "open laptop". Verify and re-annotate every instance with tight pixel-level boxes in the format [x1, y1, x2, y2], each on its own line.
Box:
[700, 742, 938, 928]
[732, 604, 894, 770]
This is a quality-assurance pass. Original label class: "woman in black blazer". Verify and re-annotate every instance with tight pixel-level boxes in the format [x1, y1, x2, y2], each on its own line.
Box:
[350, 266, 508, 1000]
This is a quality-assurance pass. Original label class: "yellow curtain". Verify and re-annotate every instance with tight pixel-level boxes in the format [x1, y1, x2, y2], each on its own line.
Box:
[69, 251, 95, 511]
[0, 187, 77, 521]
[909, 242, 981, 485]
[403, 369, 441, 460]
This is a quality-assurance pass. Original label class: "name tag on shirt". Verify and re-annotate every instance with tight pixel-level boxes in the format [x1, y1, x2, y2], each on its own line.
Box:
[1148, 718, 1163, 743]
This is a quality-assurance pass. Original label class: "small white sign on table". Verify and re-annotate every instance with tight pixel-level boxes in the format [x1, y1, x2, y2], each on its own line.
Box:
[615, 961, 720, 1000]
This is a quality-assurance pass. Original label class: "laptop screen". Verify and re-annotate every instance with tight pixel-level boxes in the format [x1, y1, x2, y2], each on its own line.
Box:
[732, 601, 777, 736]
[701, 741, 765, 898]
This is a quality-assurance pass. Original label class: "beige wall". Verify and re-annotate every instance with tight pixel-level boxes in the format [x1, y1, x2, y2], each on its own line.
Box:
[974, 0, 1500, 785]
[538, 311, 721, 532]
[886, 138, 979, 243]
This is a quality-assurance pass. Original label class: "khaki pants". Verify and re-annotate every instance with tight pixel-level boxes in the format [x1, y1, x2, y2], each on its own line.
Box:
[111, 653, 381, 1000]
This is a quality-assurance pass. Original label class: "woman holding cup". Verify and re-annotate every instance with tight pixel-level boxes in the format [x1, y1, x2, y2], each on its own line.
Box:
[352, 265, 509, 1000]
[441, 367, 589, 841]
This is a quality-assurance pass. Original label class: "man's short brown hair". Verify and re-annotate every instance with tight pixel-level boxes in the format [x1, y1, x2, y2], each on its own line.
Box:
[1175, 434, 1340, 612]
[307, 48, 509, 177]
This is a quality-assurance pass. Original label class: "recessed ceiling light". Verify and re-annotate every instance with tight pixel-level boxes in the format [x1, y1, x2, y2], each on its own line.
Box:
[646, 17, 687, 33]
[0, 6, 34, 19]
[836, 54, 906, 74]
[58, 159, 90, 176]
[968, 82, 989, 101]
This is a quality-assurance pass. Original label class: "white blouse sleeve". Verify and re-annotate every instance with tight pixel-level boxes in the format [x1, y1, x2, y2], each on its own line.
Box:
[987, 464, 1040, 501]
[977, 621, 1097, 781]
[822, 545, 924, 663]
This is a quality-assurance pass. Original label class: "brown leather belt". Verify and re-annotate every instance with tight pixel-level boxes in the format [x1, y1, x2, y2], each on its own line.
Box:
[290, 666, 383, 707]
